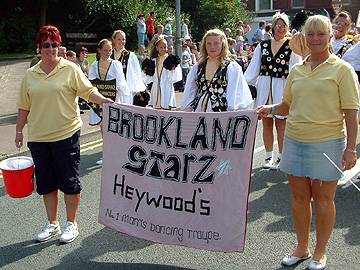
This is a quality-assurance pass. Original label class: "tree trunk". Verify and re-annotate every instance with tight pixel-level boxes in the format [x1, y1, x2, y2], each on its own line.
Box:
[39, 0, 48, 27]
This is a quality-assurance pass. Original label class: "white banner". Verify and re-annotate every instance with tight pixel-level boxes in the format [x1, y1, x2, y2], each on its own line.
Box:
[98, 103, 258, 252]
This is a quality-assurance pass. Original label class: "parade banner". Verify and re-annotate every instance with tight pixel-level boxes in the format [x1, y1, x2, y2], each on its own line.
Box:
[98, 103, 258, 252]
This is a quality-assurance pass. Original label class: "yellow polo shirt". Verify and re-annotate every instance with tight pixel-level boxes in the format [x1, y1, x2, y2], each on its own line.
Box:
[283, 54, 359, 142]
[17, 58, 97, 142]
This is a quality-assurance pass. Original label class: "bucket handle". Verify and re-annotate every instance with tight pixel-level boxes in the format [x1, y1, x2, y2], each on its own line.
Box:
[17, 147, 21, 170]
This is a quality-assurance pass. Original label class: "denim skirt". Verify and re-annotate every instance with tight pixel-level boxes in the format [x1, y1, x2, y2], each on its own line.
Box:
[280, 136, 346, 181]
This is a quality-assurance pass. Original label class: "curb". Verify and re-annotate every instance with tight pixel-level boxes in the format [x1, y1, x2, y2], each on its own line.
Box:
[0, 56, 33, 62]
[0, 129, 101, 162]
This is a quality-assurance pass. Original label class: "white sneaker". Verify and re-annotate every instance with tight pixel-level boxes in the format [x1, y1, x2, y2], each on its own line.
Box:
[36, 222, 61, 242]
[96, 159, 103, 165]
[59, 222, 79, 243]
[263, 157, 274, 169]
[270, 157, 281, 170]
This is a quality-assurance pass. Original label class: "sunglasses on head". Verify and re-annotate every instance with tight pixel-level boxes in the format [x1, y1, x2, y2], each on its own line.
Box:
[42, 42, 59, 48]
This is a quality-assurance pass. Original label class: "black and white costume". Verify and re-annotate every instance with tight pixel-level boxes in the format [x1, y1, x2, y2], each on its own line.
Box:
[181, 60, 253, 112]
[88, 60, 131, 125]
[245, 39, 301, 110]
[148, 56, 182, 109]
[111, 49, 145, 96]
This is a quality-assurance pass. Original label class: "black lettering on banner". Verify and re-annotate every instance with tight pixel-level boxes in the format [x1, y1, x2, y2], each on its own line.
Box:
[211, 118, 232, 151]
[182, 153, 197, 183]
[105, 208, 115, 218]
[146, 192, 162, 207]
[174, 118, 187, 149]
[133, 113, 144, 141]
[119, 109, 133, 139]
[163, 196, 173, 209]
[108, 106, 120, 133]
[192, 155, 216, 184]
[230, 116, 250, 149]
[113, 174, 125, 196]
[147, 151, 165, 179]
[135, 188, 146, 212]
[184, 188, 197, 213]
[190, 117, 209, 150]
[157, 116, 175, 148]
[200, 199, 211, 215]
[163, 155, 181, 182]
[174, 197, 184, 211]
[113, 175, 211, 215]
[144, 115, 157, 144]
[122, 145, 148, 175]
[125, 185, 134, 199]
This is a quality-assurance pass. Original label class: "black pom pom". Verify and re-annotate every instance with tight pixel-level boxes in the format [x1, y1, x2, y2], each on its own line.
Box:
[163, 54, 181, 70]
[133, 91, 151, 107]
[141, 58, 155, 76]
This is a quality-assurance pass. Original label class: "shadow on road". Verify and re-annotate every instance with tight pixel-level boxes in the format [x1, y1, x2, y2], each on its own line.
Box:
[0, 113, 17, 126]
[48, 227, 192, 270]
[0, 239, 58, 268]
[51, 262, 192, 270]
[0, 186, 6, 197]
[249, 167, 360, 247]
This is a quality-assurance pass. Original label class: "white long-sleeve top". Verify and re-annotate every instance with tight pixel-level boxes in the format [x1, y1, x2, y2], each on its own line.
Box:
[149, 58, 182, 109]
[113, 49, 146, 95]
[181, 61, 253, 112]
[88, 60, 132, 125]
[244, 43, 302, 107]
[341, 42, 360, 72]
[88, 60, 131, 104]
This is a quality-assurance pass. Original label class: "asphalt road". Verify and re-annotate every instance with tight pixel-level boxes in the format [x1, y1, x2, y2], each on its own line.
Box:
[0, 59, 359, 270]
[1, 126, 360, 270]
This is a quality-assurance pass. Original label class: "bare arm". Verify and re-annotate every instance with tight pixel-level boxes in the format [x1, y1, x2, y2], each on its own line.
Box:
[342, 109, 358, 170]
[88, 91, 114, 105]
[256, 102, 289, 119]
[15, 109, 29, 148]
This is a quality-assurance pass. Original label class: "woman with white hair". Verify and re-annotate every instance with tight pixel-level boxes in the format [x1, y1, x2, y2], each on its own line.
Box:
[181, 29, 253, 112]
[245, 12, 302, 169]
[257, 15, 359, 270]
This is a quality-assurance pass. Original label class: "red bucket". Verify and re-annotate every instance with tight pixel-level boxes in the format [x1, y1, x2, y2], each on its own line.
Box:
[0, 156, 34, 198]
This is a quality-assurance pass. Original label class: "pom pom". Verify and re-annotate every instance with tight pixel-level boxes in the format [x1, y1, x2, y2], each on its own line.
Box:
[141, 58, 155, 76]
[133, 91, 150, 107]
[163, 54, 180, 70]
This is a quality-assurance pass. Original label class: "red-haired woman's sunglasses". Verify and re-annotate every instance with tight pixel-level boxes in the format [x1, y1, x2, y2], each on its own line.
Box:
[42, 42, 59, 48]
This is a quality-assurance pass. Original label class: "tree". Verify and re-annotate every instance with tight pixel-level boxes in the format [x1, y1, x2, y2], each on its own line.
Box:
[85, 0, 176, 49]
[182, 0, 252, 41]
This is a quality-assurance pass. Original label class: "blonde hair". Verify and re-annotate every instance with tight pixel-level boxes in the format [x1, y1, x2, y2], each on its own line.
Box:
[111, 30, 126, 41]
[149, 35, 167, 58]
[304, 15, 333, 37]
[272, 12, 290, 28]
[304, 15, 333, 53]
[199, 29, 229, 66]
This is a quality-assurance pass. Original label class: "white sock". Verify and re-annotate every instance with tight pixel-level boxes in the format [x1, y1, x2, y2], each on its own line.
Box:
[265, 152, 273, 159]
[278, 153, 282, 160]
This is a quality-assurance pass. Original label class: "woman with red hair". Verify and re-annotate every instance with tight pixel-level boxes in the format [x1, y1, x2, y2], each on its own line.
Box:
[15, 25, 113, 244]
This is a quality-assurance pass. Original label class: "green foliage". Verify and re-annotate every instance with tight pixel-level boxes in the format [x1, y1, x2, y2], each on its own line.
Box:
[0, 13, 36, 53]
[84, 0, 176, 50]
[183, 0, 252, 41]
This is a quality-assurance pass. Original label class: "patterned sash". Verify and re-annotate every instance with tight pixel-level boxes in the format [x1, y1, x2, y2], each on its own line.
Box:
[191, 59, 230, 112]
